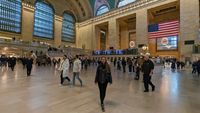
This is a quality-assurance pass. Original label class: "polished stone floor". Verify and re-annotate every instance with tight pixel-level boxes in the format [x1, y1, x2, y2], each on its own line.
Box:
[0, 63, 200, 113]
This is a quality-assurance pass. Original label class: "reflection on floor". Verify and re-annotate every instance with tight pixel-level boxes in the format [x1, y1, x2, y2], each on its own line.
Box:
[0, 64, 200, 113]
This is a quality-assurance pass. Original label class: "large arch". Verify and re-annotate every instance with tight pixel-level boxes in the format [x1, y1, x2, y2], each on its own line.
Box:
[96, 5, 110, 16]
[61, 11, 76, 42]
[23, 0, 92, 22]
[33, 0, 55, 39]
[0, 0, 22, 33]
[94, 0, 110, 16]
[117, 0, 137, 8]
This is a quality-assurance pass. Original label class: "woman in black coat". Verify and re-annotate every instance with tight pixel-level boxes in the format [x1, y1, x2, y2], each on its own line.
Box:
[95, 57, 112, 112]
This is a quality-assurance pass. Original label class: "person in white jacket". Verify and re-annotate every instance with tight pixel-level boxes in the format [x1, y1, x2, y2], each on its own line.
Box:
[73, 55, 83, 86]
[59, 55, 71, 85]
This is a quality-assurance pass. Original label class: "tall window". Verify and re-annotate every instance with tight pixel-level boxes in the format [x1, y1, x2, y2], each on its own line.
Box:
[33, 1, 54, 39]
[117, 0, 136, 8]
[96, 5, 109, 16]
[0, 0, 22, 33]
[61, 13, 76, 42]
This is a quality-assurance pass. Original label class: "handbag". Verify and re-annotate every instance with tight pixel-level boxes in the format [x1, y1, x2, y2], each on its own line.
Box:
[106, 73, 112, 84]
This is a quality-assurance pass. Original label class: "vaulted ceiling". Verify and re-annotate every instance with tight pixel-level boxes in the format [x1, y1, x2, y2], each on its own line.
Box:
[22, 0, 127, 22]
[22, 0, 93, 22]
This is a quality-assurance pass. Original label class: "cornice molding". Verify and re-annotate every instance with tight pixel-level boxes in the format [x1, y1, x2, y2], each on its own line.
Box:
[22, 2, 35, 12]
[55, 15, 63, 22]
[77, 0, 168, 27]
[22, 2, 63, 22]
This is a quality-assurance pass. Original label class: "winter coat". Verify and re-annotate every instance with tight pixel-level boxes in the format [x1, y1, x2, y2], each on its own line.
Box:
[59, 59, 70, 77]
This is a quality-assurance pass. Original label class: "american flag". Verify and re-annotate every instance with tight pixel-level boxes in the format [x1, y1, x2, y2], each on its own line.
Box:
[148, 20, 179, 39]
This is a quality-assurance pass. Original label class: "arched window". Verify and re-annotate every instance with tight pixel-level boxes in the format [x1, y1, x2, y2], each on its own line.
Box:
[33, 1, 54, 39]
[117, 0, 137, 8]
[61, 12, 76, 42]
[0, 0, 22, 33]
[96, 5, 109, 16]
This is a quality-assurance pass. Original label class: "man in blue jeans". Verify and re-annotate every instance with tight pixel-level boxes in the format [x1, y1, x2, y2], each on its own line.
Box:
[73, 55, 83, 86]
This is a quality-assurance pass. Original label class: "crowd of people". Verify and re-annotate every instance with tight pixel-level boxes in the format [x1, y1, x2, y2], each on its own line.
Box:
[0, 56, 33, 76]
[2, 53, 197, 112]
[0, 56, 17, 71]
[163, 58, 186, 71]
[192, 60, 200, 76]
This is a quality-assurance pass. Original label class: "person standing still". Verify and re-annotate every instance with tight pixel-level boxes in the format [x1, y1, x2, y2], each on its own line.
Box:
[73, 55, 83, 86]
[142, 55, 155, 92]
[95, 57, 112, 112]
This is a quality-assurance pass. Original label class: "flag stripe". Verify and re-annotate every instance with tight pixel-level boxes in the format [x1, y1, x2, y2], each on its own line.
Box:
[149, 30, 179, 37]
[149, 32, 179, 37]
[149, 28, 179, 35]
[148, 20, 179, 39]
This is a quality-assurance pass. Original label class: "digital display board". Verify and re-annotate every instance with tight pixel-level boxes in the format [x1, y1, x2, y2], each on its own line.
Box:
[92, 47, 139, 55]
[157, 36, 178, 51]
[116, 50, 124, 55]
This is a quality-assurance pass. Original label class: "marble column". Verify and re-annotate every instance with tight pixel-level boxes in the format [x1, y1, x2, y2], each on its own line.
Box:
[54, 16, 62, 47]
[21, 5, 34, 42]
[108, 18, 119, 49]
[120, 25, 129, 49]
[91, 24, 96, 50]
[136, 9, 148, 47]
[180, 0, 199, 59]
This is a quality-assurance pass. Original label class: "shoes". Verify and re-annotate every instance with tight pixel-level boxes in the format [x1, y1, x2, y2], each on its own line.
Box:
[144, 90, 149, 92]
[134, 78, 139, 80]
[59, 84, 63, 86]
[152, 86, 155, 92]
[101, 104, 105, 112]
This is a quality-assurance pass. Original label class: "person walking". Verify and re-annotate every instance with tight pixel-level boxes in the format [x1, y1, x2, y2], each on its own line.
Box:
[127, 58, 133, 73]
[122, 58, 126, 73]
[132, 59, 136, 72]
[141, 55, 155, 92]
[135, 63, 141, 80]
[117, 58, 121, 70]
[95, 57, 112, 112]
[73, 55, 83, 86]
[59, 55, 71, 85]
[114, 57, 117, 67]
[84, 58, 88, 70]
[197, 60, 200, 77]
[171, 60, 176, 71]
[9, 57, 16, 71]
[26, 57, 33, 76]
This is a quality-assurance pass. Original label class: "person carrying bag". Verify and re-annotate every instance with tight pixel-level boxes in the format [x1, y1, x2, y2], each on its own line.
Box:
[95, 57, 112, 112]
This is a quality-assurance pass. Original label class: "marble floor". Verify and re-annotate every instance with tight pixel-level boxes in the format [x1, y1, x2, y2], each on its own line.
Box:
[0, 64, 200, 113]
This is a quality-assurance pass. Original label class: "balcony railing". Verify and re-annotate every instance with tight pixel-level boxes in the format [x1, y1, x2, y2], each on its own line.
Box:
[0, 39, 50, 48]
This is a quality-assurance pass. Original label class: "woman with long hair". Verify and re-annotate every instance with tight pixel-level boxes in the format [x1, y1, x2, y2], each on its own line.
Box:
[95, 57, 112, 112]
